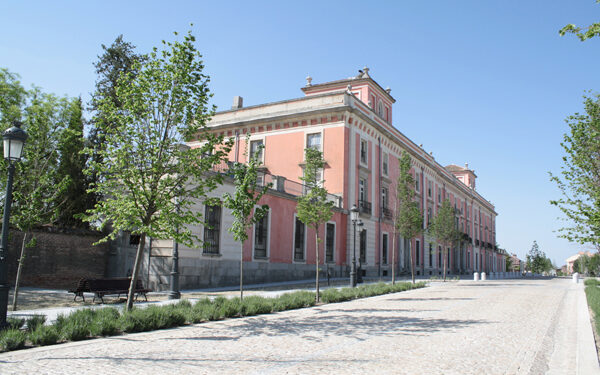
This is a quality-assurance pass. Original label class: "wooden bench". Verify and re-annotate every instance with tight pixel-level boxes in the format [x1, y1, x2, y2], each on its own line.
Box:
[68, 278, 90, 302]
[69, 278, 151, 303]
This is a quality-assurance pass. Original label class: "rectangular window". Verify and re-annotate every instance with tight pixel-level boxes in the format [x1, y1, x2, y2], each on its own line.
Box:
[360, 230, 366, 264]
[382, 153, 389, 176]
[429, 243, 433, 267]
[249, 140, 264, 163]
[467, 251, 471, 268]
[415, 173, 420, 192]
[381, 187, 388, 209]
[438, 189, 441, 203]
[325, 223, 335, 263]
[254, 211, 268, 258]
[382, 233, 388, 265]
[307, 133, 321, 150]
[438, 245, 442, 267]
[203, 203, 221, 254]
[427, 207, 432, 226]
[428, 181, 432, 197]
[360, 139, 368, 164]
[359, 178, 367, 203]
[416, 240, 420, 266]
[293, 217, 305, 261]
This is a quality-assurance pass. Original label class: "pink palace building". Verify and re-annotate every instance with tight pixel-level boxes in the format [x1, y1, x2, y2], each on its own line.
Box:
[142, 68, 502, 289]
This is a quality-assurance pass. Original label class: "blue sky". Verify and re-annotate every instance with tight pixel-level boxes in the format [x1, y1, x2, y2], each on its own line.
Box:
[1, 1, 599, 264]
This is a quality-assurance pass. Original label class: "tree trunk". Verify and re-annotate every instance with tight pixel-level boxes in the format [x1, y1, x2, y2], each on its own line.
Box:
[240, 241, 244, 301]
[315, 229, 320, 303]
[391, 232, 396, 285]
[11, 232, 29, 311]
[126, 233, 146, 311]
[410, 240, 415, 284]
[443, 244, 447, 282]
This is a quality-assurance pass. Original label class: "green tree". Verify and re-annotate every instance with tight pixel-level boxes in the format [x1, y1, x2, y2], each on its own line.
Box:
[88, 35, 146, 210]
[588, 253, 600, 276]
[430, 199, 459, 281]
[82, 30, 231, 310]
[395, 151, 423, 284]
[559, 2, 600, 41]
[55, 97, 93, 228]
[297, 147, 334, 303]
[0, 68, 28, 126]
[223, 136, 270, 301]
[550, 94, 600, 250]
[525, 241, 553, 275]
[10, 89, 72, 310]
[505, 256, 513, 272]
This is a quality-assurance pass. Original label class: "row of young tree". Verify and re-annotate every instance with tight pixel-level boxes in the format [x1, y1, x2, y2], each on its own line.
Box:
[572, 253, 600, 276]
[525, 241, 554, 275]
[1, 29, 487, 310]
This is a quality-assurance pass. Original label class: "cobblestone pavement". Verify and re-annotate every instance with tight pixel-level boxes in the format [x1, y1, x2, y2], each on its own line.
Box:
[0, 278, 596, 374]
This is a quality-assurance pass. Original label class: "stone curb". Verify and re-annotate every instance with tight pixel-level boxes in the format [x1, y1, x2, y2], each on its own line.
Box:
[578, 282, 600, 374]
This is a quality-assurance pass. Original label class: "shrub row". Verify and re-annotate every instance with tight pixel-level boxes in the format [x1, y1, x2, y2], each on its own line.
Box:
[0, 281, 424, 352]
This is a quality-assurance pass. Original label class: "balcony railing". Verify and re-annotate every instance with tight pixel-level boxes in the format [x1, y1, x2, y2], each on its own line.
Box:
[213, 162, 343, 208]
[358, 200, 371, 215]
[382, 207, 393, 220]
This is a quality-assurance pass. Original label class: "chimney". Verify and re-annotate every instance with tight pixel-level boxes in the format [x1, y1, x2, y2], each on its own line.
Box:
[232, 96, 243, 109]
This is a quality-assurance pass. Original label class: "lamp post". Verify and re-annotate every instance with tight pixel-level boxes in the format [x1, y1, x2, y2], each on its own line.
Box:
[168, 198, 181, 300]
[0, 121, 28, 329]
[350, 204, 359, 287]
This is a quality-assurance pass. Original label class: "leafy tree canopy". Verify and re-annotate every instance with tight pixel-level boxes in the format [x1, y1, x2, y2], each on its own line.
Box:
[550, 94, 600, 249]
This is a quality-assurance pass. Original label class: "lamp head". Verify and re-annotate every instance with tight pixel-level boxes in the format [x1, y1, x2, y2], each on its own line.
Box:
[3, 121, 28, 162]
[350, 204, 359, 222]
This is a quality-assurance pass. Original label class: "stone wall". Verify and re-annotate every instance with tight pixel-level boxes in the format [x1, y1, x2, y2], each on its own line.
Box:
[5, 228, 110, 289]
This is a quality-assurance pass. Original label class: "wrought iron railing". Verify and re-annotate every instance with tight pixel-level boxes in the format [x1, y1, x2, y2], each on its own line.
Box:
[212, 163, 343, 208]
[382, 207, 393, 220]
[358, 200, 371, 215]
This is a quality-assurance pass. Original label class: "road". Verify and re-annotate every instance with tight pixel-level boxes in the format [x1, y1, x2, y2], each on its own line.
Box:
[0, 278, 597, 374]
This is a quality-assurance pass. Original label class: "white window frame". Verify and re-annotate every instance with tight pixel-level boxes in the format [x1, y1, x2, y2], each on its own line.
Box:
[382, 152, 389, 176]
[252, 207, 271, 260]
[248, 137, 265, 164]
[305, 132, 322, 151]
[360, 138, 368, 165]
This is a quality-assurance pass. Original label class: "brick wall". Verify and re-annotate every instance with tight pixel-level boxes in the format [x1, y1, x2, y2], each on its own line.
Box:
[5, 227, 110, 289]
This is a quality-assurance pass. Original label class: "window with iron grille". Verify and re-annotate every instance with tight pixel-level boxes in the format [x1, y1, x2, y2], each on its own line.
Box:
[293, 216, 305, 261]
[254, 211, 268, 258]
[429, 243, 433, 267]
[325, 223, 335, 263]
[203, 203, 221, 254]
[382, 153, 389, 175]
[359, 230, 366, 263]
[360, 139, 368, 164]
[382, 233, 388, 265]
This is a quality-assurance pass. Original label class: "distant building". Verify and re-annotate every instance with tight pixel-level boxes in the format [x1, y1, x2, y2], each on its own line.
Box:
[509, 253, 523, 273]
[566, 251, 593, 274]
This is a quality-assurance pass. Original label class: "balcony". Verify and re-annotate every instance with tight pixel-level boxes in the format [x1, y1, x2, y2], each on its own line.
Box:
[382, 207, 393, 221]
[358, 200, 371, 215]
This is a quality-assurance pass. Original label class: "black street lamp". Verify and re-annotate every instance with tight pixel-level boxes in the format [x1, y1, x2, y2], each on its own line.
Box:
[350, 204, 363, 288]
[0, 121, 28, 329]
[168, 198, 181, 300]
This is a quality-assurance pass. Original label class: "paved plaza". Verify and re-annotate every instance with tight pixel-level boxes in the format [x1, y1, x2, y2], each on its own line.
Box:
[0, 278, 598, 374]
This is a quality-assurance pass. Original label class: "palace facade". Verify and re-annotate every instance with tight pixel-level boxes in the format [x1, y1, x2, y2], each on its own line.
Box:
[138, 68, 503, 289]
